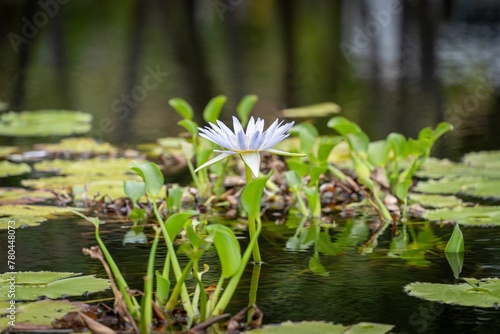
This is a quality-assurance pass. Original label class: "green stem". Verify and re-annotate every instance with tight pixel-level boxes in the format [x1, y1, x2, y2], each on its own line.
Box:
[152, 200, 194, 318]
[293, 188, 309, 217]
[245, 166, 262, 263]
[212, 216, 262, 315]
[140, 227, 161, 334]
[206, 275, 225, 318]
[247, 263, 261, 322]
[166, 260, 194, 311]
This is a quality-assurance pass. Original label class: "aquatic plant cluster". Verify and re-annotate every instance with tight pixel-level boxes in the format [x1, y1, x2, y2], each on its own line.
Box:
[10, 95, 500, 333]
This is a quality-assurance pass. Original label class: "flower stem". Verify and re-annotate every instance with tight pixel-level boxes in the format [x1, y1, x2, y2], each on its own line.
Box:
[245, 165, 262, 263]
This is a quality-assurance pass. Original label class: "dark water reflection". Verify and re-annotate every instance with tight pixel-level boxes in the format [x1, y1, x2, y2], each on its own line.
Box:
[2, 217, 500, 333]
[0, 1, 499, 159]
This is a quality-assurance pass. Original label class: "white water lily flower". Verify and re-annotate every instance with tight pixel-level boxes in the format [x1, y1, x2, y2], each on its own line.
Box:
[195, 116, 303, 178]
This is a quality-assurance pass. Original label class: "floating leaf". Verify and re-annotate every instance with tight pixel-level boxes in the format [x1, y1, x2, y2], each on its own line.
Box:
[34, 137, 117, 156]
[245, 321, 394, 334]
[423, 206, 500, 226]
[0, 161, 30, 177]
[417, 158, 500, 179]
[282, 102, 341, 118]
[463, 150, 500, 168]
[0, 110, 92, 137]
[0, 146, 18, 158]
[409, 194, 463, 208]
[0, 300, 84, 328]
[404, 278, 500, 308]
[0, 188, 54, 205]
[415, 176, 500, 199]
[0, 205, 73, 229]
[0, 272, 109, 301]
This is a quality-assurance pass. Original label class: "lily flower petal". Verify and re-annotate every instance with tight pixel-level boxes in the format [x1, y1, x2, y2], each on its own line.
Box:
[194, 152, 235, 174]
[240, 152, 261, 178]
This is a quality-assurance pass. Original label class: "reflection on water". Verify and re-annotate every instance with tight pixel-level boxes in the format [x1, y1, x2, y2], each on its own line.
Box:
[1, 216, 500, 333]
[0, 1, 499, 158]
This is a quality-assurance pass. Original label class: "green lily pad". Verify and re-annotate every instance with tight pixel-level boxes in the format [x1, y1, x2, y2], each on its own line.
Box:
[0, 188, 55, 205]
[0, 161, 30, 177]
[415, 177, 500, 199]
[0, 205, 73, 229]
[409, 194, 463, 208]
[463, 150, 500, 168]
[0, 272, 110, 301]
[282, 102, 341, 118]
[404, 278, 500, 308]
[34, 137, 117, 156]
[0, 299, 85, 329]
[417, 158, 500, 179]
[0, 146, 18, 158]
[245, 321, 394, 334]
[423, 206, 500, 226]
[0, 110, 92, 137]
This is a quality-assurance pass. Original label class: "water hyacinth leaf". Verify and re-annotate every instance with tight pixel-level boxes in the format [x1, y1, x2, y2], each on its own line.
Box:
[245, 320, 394, 334]
[282, 102, 341, 118]
[130, 162, 164, 197]
[286, 159, 309, 178]
[186, 225, 204, 248]
[317, 137, 341, 162]
[290, 123, 318, 155]
[310, 164, 328, 184]
[165, 211, 197, 242]
[0, 161, 30, 177]
[423, 206, 500, 226]
[237, 94, 258, 127]
[203, 95, 227, 124]
[167, 187, 184, 212]
[155, 271, 170, 305]
[0, 110, 92, 137]
[124, 180, 146, 204]
[242, 175, 270, 217]
[0, 272, 109, 301]
[327, 116, 363, 136]
[368, 140, 390, 167]
[445, 224, 464, 254]
[404, 278, 500, 308]
[387, 132, 407, 157]
[309, 256, 329, 276]
[205, 224, 241, 278]
[178, 119, 198, 137]
[169, 98, 193, 120]
[346, 133, 369, 153]
[0, 300, 84, 328]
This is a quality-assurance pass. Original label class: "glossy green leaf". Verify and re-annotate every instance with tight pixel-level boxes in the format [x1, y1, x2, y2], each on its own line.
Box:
[205, 224, 241, 278]
[237, 95, 258, 127]
[165, 211, 197, 242]
[124, 180, 146, 204]
[445, 224, 464, 253]
[167, 187, 184, 212]
[286, 159, 309, 178]
[290, 123, 318, 155]
[155, 270, 170, 304]
[284, 170, 302, 191]
[130, 162, 164, 197]
[445, 251, 464, 279]
[387, 133, 406, 157]
[178, 119, 198, 137]
[367, 140, 390, 167]
[241, 175, 270, 217]
[169, 98, 193, 120]
[317, 137, 341, 162]
[203, 95, 227, 124]
[405, 278, 500, 308]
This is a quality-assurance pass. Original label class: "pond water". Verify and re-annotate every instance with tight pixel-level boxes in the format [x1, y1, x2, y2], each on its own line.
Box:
[2, 214, 500, 333]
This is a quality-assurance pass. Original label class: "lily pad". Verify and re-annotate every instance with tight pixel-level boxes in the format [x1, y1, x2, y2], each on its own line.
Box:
[0, 146, 18, 158]
[0, 110, 92, 137]
[404, 278, 500, 308]
[423, 206, 500, 226]
[34, 137, 117, 156]
[0, 161, 30, 177]
[409, 194, 463, 208]
[0, 271, 110, 301]
[245, 321, 393, 334]
[417, 158, 500, 179]
[282, 102, 341, 118]
[415, 176, 500, 199]
[0, 299, 85, 329]
[0, 188, 55, 205]
[463, 150, 500, 168]
[0, 205, 73, 229]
